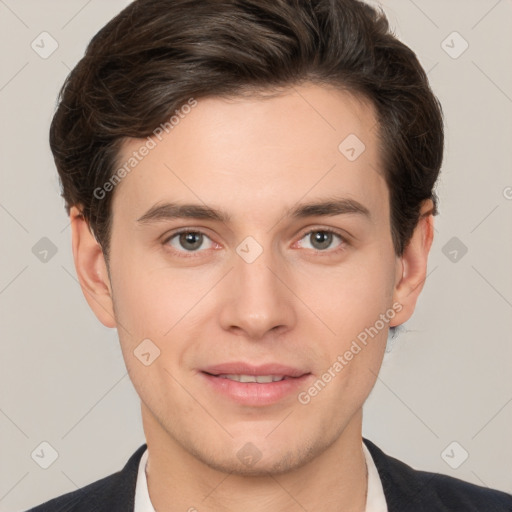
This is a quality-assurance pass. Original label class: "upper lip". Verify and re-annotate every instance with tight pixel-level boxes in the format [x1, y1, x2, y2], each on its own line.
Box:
[201, 362, 309, 378]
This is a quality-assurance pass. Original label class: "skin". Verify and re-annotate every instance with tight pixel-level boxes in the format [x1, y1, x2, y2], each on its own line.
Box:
[70, 83, 434, 512]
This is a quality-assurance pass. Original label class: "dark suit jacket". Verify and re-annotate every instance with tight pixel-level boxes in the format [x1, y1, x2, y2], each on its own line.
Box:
[25, 438, 512, 511]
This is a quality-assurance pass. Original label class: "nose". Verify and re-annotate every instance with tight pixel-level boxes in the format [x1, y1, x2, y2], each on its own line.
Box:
[218, 244, 297, 340]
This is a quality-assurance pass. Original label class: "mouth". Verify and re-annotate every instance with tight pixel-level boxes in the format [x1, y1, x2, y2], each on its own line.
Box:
[205, 373, 294, 383]
[199, 363, 312, 406]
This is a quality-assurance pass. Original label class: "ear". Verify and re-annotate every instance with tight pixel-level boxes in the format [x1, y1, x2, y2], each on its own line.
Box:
[390, 199, 435, 327]
[69, 206, 116, 328]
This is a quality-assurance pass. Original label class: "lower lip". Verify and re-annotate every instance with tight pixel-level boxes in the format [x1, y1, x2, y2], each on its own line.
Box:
[200, 372, 312, 406]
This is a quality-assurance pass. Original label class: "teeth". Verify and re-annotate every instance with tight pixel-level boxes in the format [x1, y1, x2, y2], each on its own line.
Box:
[219, 374, 286, 383]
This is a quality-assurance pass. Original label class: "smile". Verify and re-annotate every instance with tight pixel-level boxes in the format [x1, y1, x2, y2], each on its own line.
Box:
[199, 365, 313, 406]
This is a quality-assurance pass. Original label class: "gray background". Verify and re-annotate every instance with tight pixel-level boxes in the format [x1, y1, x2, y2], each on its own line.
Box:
[1, 0, 511, 510]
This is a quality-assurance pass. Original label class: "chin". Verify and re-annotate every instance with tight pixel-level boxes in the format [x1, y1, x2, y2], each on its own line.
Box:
[187, 432, 327, 477]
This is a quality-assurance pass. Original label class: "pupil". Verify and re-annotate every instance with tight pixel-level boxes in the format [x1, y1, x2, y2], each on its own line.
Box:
[180, 232, 202, 250]
[312, 231, 331, 250]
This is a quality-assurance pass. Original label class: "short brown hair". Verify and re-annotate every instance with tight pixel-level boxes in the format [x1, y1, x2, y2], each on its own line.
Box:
[50, 0, 443, 259]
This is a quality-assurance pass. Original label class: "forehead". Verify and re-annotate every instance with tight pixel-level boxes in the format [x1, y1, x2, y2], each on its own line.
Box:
[112, 83, 387, 224]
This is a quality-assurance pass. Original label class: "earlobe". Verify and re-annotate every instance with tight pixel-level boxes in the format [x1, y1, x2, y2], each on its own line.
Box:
[70, 206, 117, 328]
[390, 199, 435, 327]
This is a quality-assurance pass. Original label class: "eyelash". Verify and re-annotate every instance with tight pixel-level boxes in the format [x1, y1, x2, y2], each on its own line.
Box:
[162, 227, 349, 258]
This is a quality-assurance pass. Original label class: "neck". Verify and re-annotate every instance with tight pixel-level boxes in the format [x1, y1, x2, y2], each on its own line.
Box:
[142, 404, 368, 512]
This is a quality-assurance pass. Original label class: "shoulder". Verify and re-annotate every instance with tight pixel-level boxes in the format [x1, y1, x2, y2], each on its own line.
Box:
[24, 444, 147, 512]
[363, 438, 512, 512]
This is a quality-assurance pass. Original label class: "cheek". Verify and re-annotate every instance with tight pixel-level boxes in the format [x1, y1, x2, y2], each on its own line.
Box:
[109, 248, 184, 330]
[302, 248, 396, 392]
[302, 250, 396, 331]
[109, 258, 222, 368]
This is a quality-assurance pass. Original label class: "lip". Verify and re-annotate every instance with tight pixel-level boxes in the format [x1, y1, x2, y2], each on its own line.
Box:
[199, 362, 312, 406]
[201, 362, 309, 378]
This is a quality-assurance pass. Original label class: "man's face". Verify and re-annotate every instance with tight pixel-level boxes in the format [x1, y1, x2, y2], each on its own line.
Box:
[106, 84, 402, 474]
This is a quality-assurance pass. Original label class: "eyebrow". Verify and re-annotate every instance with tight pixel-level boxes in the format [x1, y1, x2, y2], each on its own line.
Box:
[136, 197, 371, 224]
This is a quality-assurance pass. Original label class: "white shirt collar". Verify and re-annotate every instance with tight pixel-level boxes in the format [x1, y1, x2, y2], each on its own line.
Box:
[134, 441, 387, 511]
[363, 441, 388, 512]
[134, 447, 154, 512]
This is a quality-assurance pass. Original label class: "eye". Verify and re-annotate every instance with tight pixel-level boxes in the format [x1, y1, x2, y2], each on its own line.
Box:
[164, 230, 215, 254]
[297, 229, 346, 252]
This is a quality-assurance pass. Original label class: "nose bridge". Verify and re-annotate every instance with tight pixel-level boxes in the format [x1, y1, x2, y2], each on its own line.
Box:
[219, 236, 296, 338]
